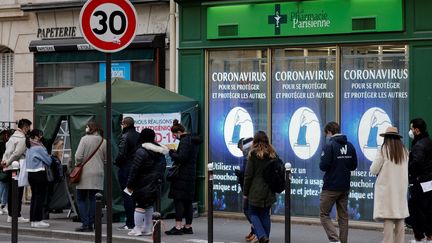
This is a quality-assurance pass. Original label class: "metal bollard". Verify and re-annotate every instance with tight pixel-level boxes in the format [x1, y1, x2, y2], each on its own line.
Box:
[153, 183, 161, 243]
[207, 163, 214, 243]
[152, 212, 161, 243]
[95, 193, 103, 243]
[285, 163, 292, 243]
[11, 161, 19, 243]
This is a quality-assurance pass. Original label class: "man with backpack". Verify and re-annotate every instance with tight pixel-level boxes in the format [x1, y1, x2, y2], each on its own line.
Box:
[319, 122, 358, 243]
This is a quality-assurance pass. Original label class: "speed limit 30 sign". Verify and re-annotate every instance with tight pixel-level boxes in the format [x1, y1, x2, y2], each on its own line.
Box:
[80, 0, 137, 53]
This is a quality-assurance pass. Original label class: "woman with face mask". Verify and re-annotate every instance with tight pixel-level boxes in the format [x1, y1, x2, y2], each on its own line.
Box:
[25, 129, 52, 228]
[165, 119, 202, 235]
[74, 121, 106, 232]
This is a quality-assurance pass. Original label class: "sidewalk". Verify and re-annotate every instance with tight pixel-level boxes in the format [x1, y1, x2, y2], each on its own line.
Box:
[0, 205, 414, 243]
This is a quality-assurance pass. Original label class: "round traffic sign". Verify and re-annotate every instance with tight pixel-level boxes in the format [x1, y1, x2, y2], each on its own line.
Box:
[80, 0, 137, 53]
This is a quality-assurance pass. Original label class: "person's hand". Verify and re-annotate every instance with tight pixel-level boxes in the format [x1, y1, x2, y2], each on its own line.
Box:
[126, 188, 133, 194]
[243, 195, 248, 199]
[0, 160, 6, 168]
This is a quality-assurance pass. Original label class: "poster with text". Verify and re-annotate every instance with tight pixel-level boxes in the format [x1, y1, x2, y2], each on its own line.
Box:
[340, 45, 409, 220]
[209, 50, 268, 212]
[271, 48, 336, 216]
[124, 113, 181, 162]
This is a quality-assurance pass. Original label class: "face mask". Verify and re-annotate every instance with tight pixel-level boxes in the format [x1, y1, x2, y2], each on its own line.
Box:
[85, 127, 90, 133]
[408, 130, 414, 139]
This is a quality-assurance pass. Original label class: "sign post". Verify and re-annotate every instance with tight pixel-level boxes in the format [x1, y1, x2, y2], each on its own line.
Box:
[80, 0, 137, 242]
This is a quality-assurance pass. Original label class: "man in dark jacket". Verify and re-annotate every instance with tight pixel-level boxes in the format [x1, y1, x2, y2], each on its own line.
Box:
[407, 118, 432, 243]
[319, 122, 357, 243]
[115, 117, 140, 230]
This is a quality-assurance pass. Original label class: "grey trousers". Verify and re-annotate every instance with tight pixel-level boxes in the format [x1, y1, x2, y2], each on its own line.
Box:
[319, 190, 349, 243]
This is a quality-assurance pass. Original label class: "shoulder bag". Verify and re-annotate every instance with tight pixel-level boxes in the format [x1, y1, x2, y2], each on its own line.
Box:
[69, 138, 103, 184]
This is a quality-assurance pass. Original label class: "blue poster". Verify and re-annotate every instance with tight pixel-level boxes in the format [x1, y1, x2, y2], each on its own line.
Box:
[340, 47, 409, 220]
[99, 62, 131, 81]
[209, 50, 268, 212]
[271, 48, 336, 216]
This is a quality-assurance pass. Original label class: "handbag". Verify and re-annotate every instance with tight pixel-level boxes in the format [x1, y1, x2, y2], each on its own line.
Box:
[166, 164, 180, 182]
[45, 164, 54, 182]
[69, 138, 103, 184]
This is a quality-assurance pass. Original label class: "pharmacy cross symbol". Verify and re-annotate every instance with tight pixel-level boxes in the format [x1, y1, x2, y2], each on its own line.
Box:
[268, 4, 287, 35]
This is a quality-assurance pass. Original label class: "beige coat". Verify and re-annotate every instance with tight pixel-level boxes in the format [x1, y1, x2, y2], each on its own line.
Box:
[370, 147, 409, 220]
[75, 134, 106, 190]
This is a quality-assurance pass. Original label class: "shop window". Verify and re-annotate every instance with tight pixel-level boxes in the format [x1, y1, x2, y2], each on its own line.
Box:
[207, 44, 409, 221]
[35, 63, 98, 88]
[208, 49, 268, 212]
[271, 47, 337, 216]
[341, 45, 409, 220]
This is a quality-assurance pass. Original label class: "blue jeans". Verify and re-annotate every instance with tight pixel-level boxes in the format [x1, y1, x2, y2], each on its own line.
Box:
[0, 181, 8, 205]
[248, 204, 271, 240]
[76, 189, 98, 227]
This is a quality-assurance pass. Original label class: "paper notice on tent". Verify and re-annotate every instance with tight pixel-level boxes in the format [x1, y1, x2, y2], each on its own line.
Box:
[124, 113, 181, 150]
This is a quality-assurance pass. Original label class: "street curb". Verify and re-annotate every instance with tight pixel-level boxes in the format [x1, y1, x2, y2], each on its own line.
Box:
[213, 212, 414, 234]
[0, 225, 152, 243]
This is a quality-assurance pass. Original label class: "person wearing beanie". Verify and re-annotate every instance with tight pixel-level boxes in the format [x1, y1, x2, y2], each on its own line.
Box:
[126, 128, 168, 236]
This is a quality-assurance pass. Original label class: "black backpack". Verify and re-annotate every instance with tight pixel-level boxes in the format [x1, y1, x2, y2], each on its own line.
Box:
[263, 156, 285, 193]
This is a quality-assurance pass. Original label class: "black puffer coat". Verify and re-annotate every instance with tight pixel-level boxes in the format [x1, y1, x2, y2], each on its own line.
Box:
[115, 126, 140, 168]
[409, 132, 432, 184]
[168, 134, 201, 200]
[127, 142, 168, 207]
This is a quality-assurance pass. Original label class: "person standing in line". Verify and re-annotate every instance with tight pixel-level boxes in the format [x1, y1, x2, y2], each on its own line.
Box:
[319, 122, 358, 243]
[126, 128, 168, 236]
[370, 126, 409, 243]
[74, 121, 106, 232]
[1, 118, 32, 223]
[407, 118, 432, 243]
[115, 117, 140, 230]
[165, 119, 201, 235]
[25, 129, 52, 228]
[243, 131, 277, 243]
[235, 137, 256, 242]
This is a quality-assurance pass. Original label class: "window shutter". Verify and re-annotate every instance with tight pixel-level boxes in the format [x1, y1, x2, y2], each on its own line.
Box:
[0, 53, 14, 88]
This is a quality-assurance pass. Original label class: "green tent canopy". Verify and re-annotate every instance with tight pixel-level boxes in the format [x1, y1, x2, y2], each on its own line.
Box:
[35, 78, 199, 216]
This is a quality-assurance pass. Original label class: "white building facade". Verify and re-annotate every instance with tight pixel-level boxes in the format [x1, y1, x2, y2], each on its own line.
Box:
[0, 0, 176, 124]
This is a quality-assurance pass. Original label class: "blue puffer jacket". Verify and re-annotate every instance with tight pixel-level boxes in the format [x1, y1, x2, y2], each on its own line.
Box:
[320, 134, 358, 191]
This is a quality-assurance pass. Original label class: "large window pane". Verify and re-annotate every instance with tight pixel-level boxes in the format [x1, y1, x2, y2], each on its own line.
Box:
[271, 47, 336, 216]
[341, 45, 409, 220]
[209, 49, 268, 212]
[35, 63, 98, 88]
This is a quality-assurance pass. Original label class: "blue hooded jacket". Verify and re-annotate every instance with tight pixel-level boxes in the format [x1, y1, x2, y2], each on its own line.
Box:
[320, 134, 358, 191]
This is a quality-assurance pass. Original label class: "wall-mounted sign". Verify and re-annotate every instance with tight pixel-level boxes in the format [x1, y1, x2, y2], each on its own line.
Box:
[37, 27, 77, 39]
[99, 62, 131, 81]
[207, 0, 403, 39]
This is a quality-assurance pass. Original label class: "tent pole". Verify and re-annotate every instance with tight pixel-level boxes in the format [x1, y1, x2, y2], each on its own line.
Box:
[106, 53, 113, 243]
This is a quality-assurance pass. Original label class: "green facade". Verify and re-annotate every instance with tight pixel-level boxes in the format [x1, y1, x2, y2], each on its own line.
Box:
[175, 0, 432, 214]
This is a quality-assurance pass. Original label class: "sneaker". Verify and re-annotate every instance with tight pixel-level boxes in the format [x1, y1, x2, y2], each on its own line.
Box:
[31, 221, 50, 228]
[142, 231, 152, 236]
[165, 226, 184, 235]
[245, 232, 255, 241]
[75, 225, 93, 232]
[259, 236, 269, 243]
[117, 225, 131, 230]
[128, 228, 142, 236]
[182, 226, 193, 234]
[7, 216, 29, 223]
[250, 235, 259, 243]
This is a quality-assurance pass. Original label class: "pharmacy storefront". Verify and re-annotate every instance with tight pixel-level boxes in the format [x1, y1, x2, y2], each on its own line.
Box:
[174, 0, 432, 220]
